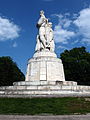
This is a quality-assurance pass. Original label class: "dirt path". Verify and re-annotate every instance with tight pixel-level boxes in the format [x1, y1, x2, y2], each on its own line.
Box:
[0, 115, 90, 120]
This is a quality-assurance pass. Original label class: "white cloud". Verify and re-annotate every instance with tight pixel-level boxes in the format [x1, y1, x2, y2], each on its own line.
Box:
[57, 45, 67, 50]
[81, 38, 90, 44]
[53, 14, 75, 44]
[73, 8, 90, 44]
[71, 39, 79, 44]
[53, 7, 90, 45]
[54, 25, 75, 44]
[0, 16, 20, 41]
[52, 13, 72, 28]
[12, 42, 17, 48]
[63, 19, 72, 28]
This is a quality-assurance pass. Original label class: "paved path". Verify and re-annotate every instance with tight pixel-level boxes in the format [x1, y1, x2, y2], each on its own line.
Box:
[0, 115, 90, 120]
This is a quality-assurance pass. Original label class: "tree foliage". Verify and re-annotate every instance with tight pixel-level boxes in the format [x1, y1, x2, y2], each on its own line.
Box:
[0, 56, 25, 86]
[60, 47, 90, 85]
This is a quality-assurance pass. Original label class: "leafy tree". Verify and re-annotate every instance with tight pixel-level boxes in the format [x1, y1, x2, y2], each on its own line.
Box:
[60, 47, 90, 85]
[0, 56, 25, 86]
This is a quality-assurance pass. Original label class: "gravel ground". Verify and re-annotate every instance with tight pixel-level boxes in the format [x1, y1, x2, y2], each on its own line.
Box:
[0, 115, 90, 120]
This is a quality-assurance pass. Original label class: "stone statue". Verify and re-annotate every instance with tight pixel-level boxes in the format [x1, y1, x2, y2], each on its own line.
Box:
[35, 10, 55, 52]
[45, 22, 55, 51]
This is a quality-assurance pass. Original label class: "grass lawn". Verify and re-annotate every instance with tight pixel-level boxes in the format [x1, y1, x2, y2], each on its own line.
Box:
[0, 97, 90, 115]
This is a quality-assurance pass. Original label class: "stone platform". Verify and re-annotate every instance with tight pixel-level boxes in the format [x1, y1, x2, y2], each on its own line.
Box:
[13, 80, 77, 86]
[1, 81, 90, 97]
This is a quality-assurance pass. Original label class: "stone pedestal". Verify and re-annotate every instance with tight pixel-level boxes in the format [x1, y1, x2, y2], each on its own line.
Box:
[25, 50, 65, 85]
[14, 50, 77, 87]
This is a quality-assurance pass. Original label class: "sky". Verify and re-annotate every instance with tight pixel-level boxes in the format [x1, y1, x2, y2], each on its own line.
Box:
[0, 0, 90, 74]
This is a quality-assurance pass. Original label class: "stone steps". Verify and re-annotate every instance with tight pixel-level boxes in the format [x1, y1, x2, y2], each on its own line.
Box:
[0, 80, 90, 97]
[0, 89, 90, 95]
[0, 85, 90, 96]
[13, 81, 77, 86]
[0, 85, 90, 91]
[1, 90, 90, 98]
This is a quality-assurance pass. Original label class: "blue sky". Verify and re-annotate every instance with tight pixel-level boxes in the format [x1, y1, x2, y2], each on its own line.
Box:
[0, 0, 90, 74]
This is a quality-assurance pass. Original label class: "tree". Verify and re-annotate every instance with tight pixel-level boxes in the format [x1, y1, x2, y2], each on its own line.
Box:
[60, 47, 90, 85]
[0, 56, 25, 86]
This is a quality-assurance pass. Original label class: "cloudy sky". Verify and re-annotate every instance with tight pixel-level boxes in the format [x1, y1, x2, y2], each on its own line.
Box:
[0, 0, 90, 74]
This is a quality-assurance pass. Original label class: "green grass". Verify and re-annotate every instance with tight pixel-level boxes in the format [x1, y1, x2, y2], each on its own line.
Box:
[0, 97, 90, 115]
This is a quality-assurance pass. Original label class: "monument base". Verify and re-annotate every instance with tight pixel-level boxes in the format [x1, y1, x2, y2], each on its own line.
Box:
[0, 51, 90, 97]
[25, 51, 65, 82]
[0, 86, 90, 97]
[1, 80, 90, 97]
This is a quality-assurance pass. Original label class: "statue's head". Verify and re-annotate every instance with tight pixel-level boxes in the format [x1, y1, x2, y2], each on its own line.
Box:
[40, 10, 44, 16]
[48, 22, 52, 27]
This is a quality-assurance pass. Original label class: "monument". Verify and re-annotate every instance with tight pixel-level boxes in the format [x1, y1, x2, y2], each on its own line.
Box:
[24, 10, 66, 85]
[0, 11, 90, 97]
[14, 10, 76, 87]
